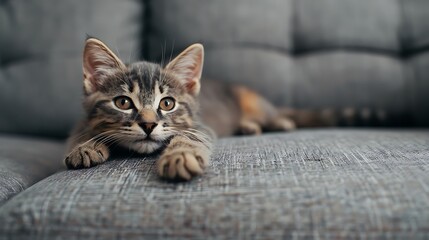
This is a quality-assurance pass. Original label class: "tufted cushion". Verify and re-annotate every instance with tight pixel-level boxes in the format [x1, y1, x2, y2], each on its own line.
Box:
[147, 0, 429, 125]
[146, 0, 294, 53]
[0, 130, 428, 238]
[294, 0, 402, 53]
[402, 0, 429, 54]
[0, 0, 142, 138]
[409, 53, 429, 125]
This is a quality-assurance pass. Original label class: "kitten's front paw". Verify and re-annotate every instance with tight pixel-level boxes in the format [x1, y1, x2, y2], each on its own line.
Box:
[65, 143, 109, 169]
[157, 149, 208, 181]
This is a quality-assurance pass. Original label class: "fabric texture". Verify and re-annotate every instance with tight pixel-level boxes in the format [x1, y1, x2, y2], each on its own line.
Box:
[0, 0, 142, 138]
[0, 135, 65, 206]
[0, 130, 428, 239]
[147, 0, 429, 125]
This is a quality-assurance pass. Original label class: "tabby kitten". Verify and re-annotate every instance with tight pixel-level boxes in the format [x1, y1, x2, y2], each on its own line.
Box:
[65, 38, 294, 181]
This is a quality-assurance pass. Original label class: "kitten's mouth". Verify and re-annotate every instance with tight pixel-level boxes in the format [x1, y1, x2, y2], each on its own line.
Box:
[126, 136, 165, 154]
[133, 136, 158, 143]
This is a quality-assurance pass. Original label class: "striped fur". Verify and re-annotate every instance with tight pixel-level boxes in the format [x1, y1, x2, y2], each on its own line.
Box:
[65, 39, 213, 181]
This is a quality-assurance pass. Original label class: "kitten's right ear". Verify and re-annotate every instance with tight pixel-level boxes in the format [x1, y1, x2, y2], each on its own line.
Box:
[83, 38, 126, 94]
[165, 44, 204, 96]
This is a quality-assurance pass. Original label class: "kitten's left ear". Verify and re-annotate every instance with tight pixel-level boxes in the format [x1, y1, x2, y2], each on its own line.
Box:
[165, 44, 204, 96]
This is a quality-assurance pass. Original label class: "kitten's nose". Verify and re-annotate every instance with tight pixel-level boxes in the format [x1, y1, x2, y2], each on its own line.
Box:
[139, 122, 158, 135]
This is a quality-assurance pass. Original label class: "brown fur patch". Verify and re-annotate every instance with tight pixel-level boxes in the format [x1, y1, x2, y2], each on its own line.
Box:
[233, 86, 265, 122]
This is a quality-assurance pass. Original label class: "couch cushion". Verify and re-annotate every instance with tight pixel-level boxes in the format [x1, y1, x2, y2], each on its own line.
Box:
[0, 135, 65, 205]
[146, 0, 429, 126]
[203, 49, 408, 112]
[0, 130, 428, 238]
[294, 0, 401, 53]
[146, 0, 294, 55]
[409, 52, 429, 126]
[0, 0, 142, 138]
[402, 0, 429, 54]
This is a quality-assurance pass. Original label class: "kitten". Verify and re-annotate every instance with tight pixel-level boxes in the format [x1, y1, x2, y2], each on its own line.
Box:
[65, 38, 403, 180]
[64, 38, 293, 181]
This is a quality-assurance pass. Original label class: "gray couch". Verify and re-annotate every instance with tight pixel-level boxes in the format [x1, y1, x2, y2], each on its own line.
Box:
[1, 0, 428, 239]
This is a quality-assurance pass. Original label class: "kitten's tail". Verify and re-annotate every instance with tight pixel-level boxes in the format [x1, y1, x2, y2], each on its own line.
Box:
[280, 108, 413, 128]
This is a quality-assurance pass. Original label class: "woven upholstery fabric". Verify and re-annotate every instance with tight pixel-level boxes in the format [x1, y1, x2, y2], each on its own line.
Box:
[0, 135, 65, 206]
[147, 0, 429, 125]
[0, 130, 428, 239]
[0, 0, 142, 138]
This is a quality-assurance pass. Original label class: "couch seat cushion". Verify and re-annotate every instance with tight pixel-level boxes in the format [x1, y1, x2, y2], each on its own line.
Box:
[0, 130, 428, 238]
[0, 135, 65, 205]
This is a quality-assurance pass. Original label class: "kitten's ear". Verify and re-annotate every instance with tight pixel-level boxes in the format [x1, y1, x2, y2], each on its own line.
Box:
[83, 38, 126, 94]
[165, 44, 204, 96]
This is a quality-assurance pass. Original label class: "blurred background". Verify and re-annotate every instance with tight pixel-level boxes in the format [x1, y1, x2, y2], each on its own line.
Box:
[1, 0, 428, 139]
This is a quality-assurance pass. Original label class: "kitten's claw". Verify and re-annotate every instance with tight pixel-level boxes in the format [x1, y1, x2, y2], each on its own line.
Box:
[65, 143, 109, 169]
[157, 150, 208, 181]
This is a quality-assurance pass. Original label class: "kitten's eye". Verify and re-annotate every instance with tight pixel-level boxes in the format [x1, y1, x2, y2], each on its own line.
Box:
[159, 97, 175, 111]
[114, 96, 134, 110]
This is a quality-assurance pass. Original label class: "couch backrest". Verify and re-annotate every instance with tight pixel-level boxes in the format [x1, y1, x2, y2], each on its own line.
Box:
[0, 0, 142, 138]
[1, 0, 428, 139]
[145, 0, 429, 126]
